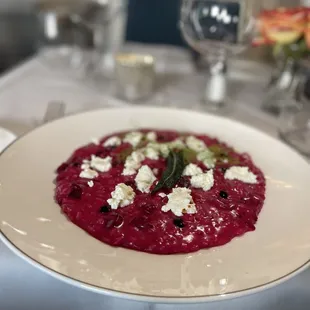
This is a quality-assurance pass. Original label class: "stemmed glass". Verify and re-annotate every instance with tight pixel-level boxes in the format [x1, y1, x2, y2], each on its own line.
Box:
[179, 0, 261, 110]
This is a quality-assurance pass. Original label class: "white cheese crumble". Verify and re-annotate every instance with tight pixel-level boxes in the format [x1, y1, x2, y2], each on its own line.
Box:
[81, 162, 90, 170]
[145, 139, 185, 158]
[161, 188, 197, 217]
[183, 163, 203, 176]
[135, 165, 156, 193]
[183, 235, 194, 243]
[191, 169, 214, 191]
[144, 146, 159, 160]
[197, 149, 216, 168]
[146, 142, 170, 158]
[158, 193, 166, 198]
[224, 166, 257, 184]
[122, 150, 145, 176]
[158, 143, 170, 158]
[107, 183, 135, 210]
[103, 136, 122, 147]
[186, 136, 207, 152]
[87, 180, 94, 187]
[79, 168, 99, 179]
[168, 138, 185, 150]
[123, 131, 143, 148]
[146, 131, 157, 141]
[89, 155, 112, 173]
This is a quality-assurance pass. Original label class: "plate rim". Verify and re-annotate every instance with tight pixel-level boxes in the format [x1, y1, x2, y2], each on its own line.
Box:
[0, 106, 309, 303]
[1, 230, 310, 304]
[0, 126, 16, 153]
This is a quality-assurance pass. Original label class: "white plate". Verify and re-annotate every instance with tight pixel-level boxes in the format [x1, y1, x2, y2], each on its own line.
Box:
[0, 107, 309, 303]
[0, 127, 16, 153]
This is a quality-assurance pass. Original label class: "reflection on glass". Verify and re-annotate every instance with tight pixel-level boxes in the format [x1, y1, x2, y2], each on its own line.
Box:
[180, 0, 262, 110]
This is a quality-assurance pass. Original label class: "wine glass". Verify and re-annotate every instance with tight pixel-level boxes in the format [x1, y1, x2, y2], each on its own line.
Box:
[179, 0, 261, 110]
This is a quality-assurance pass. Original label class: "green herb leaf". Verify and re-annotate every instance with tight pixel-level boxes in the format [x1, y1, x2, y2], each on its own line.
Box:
[209, 144, 239, 166]
[182, 148, 197, 164]
[152, 151, 186, 193]
[115, 146, 133, 164]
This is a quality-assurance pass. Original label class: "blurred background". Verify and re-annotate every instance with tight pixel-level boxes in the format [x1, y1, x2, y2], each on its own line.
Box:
[0, 0, 297, 74]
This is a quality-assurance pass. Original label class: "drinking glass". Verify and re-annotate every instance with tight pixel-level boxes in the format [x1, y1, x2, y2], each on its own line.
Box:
[278, 76, 310, 157]
[36, 0, 93, 76]
[36, 0, 127, 80]
[179, 0, 261, 110]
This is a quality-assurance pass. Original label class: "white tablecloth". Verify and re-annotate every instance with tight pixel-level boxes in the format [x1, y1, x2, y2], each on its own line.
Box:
[0, 47, 309, 310]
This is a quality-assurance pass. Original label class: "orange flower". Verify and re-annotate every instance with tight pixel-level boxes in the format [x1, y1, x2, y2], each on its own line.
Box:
[256, 7, 307, 45]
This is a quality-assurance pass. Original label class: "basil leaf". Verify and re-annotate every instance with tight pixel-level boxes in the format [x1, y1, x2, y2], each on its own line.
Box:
[152, 151, 186, 193]
[209, 144, 239, 166]
[115, 146, 133, 164]
[182, 148, 197, 164]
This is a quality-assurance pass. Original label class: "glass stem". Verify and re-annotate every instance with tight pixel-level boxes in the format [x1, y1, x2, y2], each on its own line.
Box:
[204, 53, 228, 108]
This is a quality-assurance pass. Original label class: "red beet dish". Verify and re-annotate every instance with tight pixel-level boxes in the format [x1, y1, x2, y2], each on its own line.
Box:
[55, 129, 266, 254]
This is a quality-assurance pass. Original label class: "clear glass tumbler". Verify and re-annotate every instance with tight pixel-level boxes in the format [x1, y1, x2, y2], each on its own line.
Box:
[36, 0, 92, 75]
[278, 79, 310, 157]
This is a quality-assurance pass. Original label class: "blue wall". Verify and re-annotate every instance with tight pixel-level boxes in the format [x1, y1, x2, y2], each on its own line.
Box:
[125, 0, 185, 46]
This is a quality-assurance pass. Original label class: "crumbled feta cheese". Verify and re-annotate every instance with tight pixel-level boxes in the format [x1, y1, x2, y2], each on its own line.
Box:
[107, 183, 135, 210]
[122, 150, 145, 176]
[203, 158, 216, 169]
[158, 192, 166, 198]
[186, 136, 207, 152]
[135, 165, 156, 193]
[224, 166, 257, 184]
[81, 163, 90, 170]
[183, 235, 194, 243]
[87, 180, 94, 187]
[161, 188, 197, 217]
[183, 163, 203, 176]
[91, 137, 100, 145]
[79, 168, 99, 179]
[147, 142, 171, 157]
[197, 149, 216, 168]
[123, 131, 143, 148]
[191, 169, 214, 191]
[146, 131, 157, 141]
[144, 146, 159, 160]
[159, 144, 170, 157]
[90, 155, 112, 173]
[168, 138, 185, 150]
[103, 136, 122, 147]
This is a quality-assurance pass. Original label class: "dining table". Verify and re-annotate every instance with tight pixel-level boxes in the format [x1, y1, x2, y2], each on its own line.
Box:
[0, 44, 309, 310]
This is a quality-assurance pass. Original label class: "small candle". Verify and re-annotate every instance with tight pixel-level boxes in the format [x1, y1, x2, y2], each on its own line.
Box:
[114, 53, 156, 102]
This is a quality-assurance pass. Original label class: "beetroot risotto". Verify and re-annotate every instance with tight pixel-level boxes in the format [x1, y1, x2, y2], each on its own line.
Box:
[55, 129, 266, 254]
